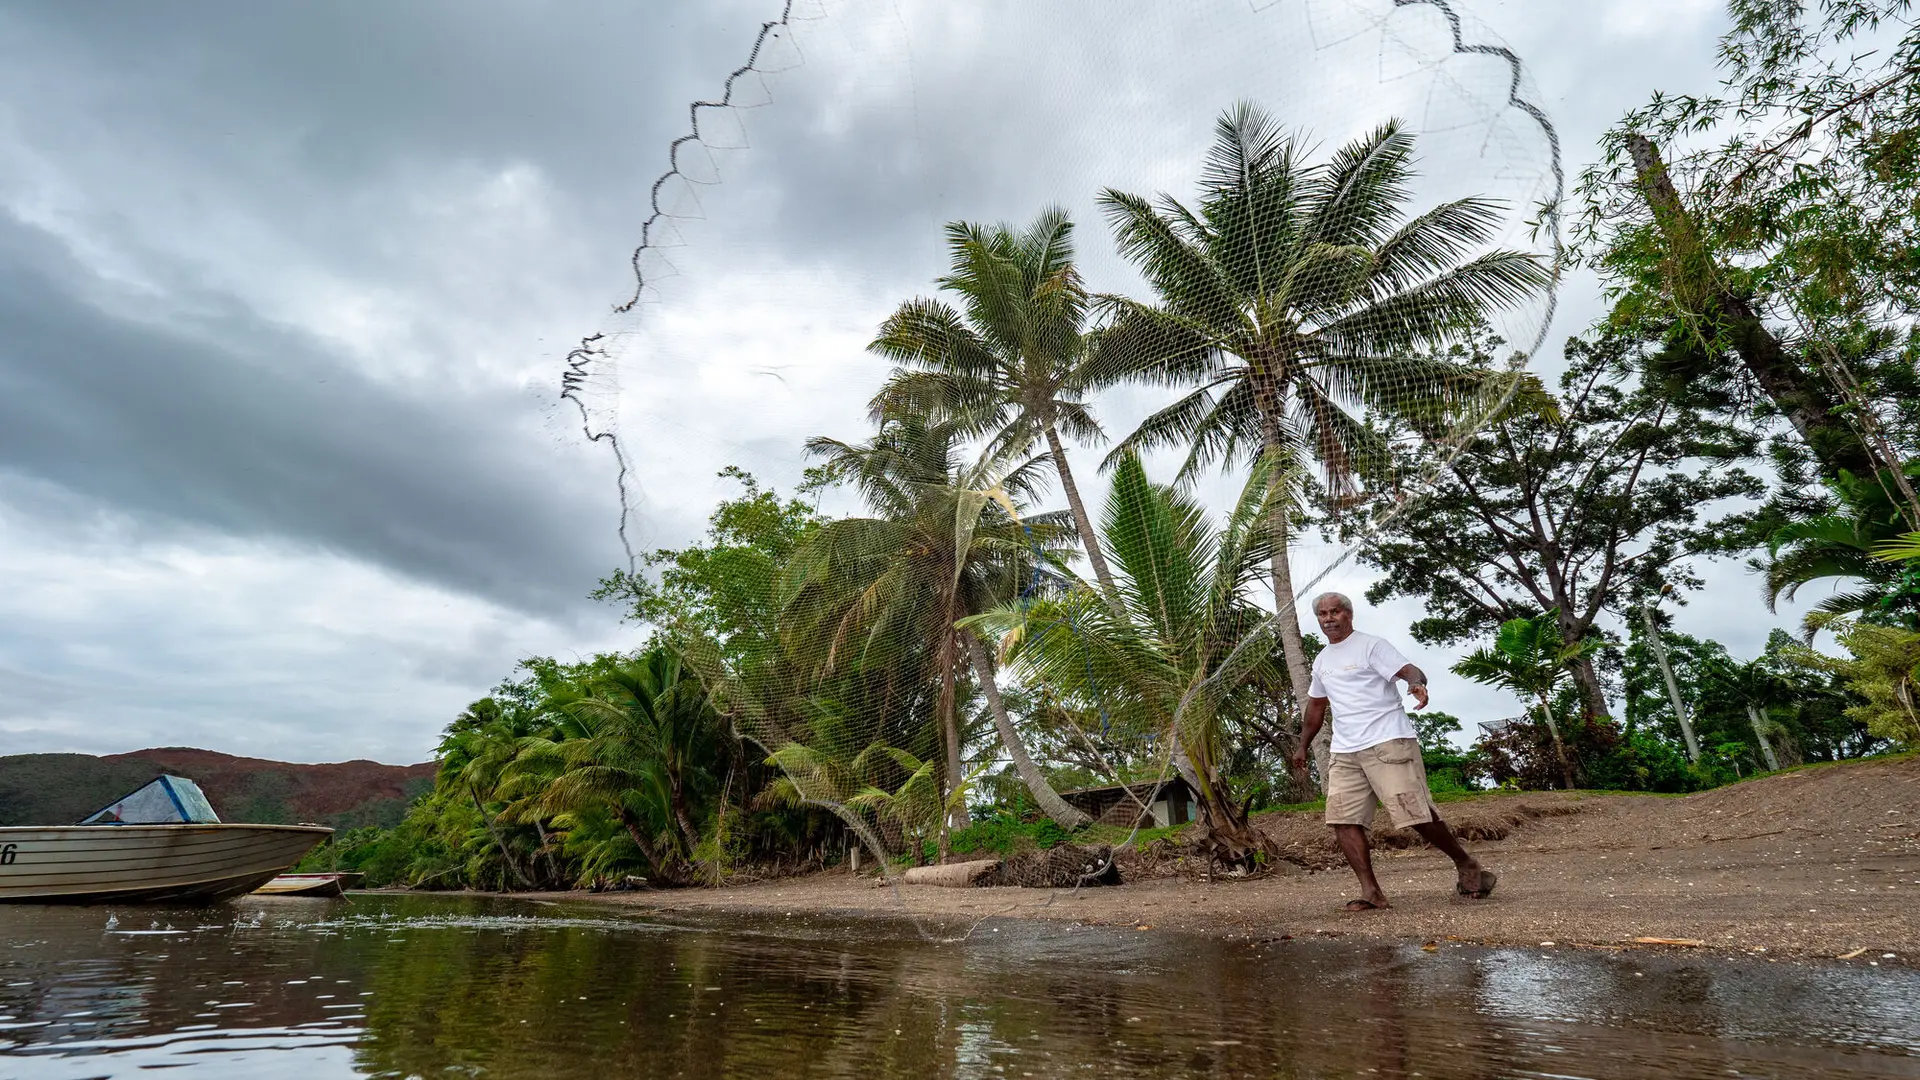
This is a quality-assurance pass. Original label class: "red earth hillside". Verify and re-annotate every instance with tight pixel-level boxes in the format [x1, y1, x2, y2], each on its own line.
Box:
[102, 747, 436, 826]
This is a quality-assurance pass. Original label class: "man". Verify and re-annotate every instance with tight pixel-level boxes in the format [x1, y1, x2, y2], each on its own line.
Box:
[1289, 592, 1495, 911]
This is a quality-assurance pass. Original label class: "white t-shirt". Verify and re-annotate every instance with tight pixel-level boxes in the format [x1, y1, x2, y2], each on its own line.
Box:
[1307, 630, 1419, 753]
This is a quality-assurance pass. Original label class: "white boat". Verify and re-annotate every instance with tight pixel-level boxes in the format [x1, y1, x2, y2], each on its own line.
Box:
[0, 775, 330, 904]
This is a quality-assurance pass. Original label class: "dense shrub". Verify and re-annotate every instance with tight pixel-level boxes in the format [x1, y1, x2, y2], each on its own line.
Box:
[924, 808, 1069, 862]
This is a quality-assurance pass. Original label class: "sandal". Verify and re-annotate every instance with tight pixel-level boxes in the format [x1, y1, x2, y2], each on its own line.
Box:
[1343, 898, 1389, 911]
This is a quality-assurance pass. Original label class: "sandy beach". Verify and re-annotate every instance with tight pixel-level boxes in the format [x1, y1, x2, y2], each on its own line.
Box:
[552, 756, 1920, 964]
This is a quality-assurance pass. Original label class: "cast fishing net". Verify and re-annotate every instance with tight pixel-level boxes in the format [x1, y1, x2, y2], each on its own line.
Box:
[562, 0, 1561, 911]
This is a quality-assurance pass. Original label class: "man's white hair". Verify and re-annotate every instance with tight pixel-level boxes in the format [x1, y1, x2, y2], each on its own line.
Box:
[1312, 591, 1353, 614]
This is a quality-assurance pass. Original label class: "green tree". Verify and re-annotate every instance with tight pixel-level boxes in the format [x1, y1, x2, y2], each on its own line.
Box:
[1624, 626, 1875, 766]
[1786, 617, 1920, 745]
[1355, 331, 1763, 722]
[1702, 653, 1789, 771]
[868, 211, 1123, 603]
[1580, 0, 1920, 504]
[592, 466, 825, 666]
[1095, 102, 1551, 736]
[1762, 463, 1920, 634]
[1452, 610, 1606, 787]
[968, 453, 1289, 866]
[787, 416, 1091, 831]
[435, 696, 545, 888]
[510, 647, 730, 884]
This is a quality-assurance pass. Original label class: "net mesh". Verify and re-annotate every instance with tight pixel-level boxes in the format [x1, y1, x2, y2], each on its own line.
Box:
[561, 0, 1561, 914]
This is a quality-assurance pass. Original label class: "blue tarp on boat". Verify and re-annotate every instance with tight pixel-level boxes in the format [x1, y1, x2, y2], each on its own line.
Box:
[78, 775, 222, 824]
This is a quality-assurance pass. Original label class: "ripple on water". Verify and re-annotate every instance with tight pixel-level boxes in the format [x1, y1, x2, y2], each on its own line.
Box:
[0, 895, 1915, 1079]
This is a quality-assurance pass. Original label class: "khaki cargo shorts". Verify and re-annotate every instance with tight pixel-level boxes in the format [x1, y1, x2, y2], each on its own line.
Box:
[1325, 737, 1438, 830]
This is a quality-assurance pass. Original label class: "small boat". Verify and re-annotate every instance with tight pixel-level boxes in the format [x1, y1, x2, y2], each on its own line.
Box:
[253, 871, 362, 897]
[0, 775, 330, 905]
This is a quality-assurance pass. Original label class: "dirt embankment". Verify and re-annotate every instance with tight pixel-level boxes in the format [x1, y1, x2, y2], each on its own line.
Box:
[572, 756, 1920, 963]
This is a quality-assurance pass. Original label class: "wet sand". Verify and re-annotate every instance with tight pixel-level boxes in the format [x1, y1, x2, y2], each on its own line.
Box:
[558, 756, 1920, 964]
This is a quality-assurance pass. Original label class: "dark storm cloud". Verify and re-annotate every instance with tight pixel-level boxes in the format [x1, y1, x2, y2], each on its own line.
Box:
[3, 0, 750, 210]
[0, 212, 622, 614]
[0, 0, 787, 616]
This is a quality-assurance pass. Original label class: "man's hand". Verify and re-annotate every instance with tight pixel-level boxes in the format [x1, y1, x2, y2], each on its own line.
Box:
[1296, 696, 1328, 775]
[1407, 683, 1429, 711]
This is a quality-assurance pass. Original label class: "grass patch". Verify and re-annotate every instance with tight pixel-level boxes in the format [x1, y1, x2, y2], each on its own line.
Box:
[920, 812, 1071, 863]
[1080, 822, 1189, 849]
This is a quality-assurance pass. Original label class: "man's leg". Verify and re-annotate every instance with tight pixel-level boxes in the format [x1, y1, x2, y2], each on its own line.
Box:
[1333, 823, 1389, 909]
[1366, 739, 1495, 898]
[1325, 752, 1389, 909]
[1409, 820, 1491, 896]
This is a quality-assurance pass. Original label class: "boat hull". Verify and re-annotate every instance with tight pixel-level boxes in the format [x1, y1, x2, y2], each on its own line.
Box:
[254, 871, 361, 898]
[0, 824, 332, 904]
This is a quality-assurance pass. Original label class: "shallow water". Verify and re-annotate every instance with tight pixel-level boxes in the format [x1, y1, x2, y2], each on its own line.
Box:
[1, 894, 1915, 1078]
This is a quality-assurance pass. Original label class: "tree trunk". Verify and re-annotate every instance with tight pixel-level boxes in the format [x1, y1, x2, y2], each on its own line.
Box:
[667, 776, 702, 856]
[1177, 732, 1272, 871]
[469, 784, 533, 888]
[1746, 703, 1782, 772]
[1641, 600, 1702, 763]
[1537, 699, 1577, 789]
[963, 633, 1092, 829]
[1050, 423, 1203, 797]
[534, 820, 563, 886]
[1045, 424, 1120, 606]
[614, 806, 670, 882]
[1256, 398, 1324, 786]
[901, 859, 999, 887]
[1625, 133, 1876, 480]
[808, 798, 894, 870]
[936, 621, 970, 834]
[1269, 497, 1328, 783]
[1557, 610, 1611, 722]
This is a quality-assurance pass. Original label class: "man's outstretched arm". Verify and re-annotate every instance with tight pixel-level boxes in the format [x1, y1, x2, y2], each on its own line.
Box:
[1394, 663, 1430, 710]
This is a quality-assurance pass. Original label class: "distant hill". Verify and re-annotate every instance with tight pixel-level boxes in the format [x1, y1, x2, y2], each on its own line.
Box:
[0, 747, 436, 829]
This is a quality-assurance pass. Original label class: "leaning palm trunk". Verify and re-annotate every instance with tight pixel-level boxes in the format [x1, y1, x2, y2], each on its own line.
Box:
[668, 779, 701, 855]
[1536, 699, 1576, 789]
[470, 784, 534, 888]
[807, 797, 898, 871]
[1047, 426, 1207, 797]
[963, 634, 1091, 830]
[1745, 704, 1782, 771]
[1256, 403, 1324, 787]
[614, 805, 671, 882]
[1045, 425, 1119, 605]
[937, 599, 970, 833]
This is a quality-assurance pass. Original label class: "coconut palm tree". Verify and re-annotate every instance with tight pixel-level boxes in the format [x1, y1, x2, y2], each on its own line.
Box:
[1702, 654, 1787, 772]
[507, 648, 726, 883]
[784, 415, 1092, 831]
[1095, 102, 1552, 724]
[867, 211, 1122, 603]
[1452, 611, 1602, 788]
[1763, 464, 1920, 636]
[967, 452, 1290, 866]
[436, 697, 540, 888]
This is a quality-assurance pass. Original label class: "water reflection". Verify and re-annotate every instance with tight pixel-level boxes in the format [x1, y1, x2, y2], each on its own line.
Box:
[0, 894, 1915, 1078]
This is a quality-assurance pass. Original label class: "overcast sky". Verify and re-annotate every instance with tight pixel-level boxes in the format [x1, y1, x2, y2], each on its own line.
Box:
[0, 0, 1796, 766]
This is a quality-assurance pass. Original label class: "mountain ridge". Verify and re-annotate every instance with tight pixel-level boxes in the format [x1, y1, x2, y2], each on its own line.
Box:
[0, 748, 435, 828]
